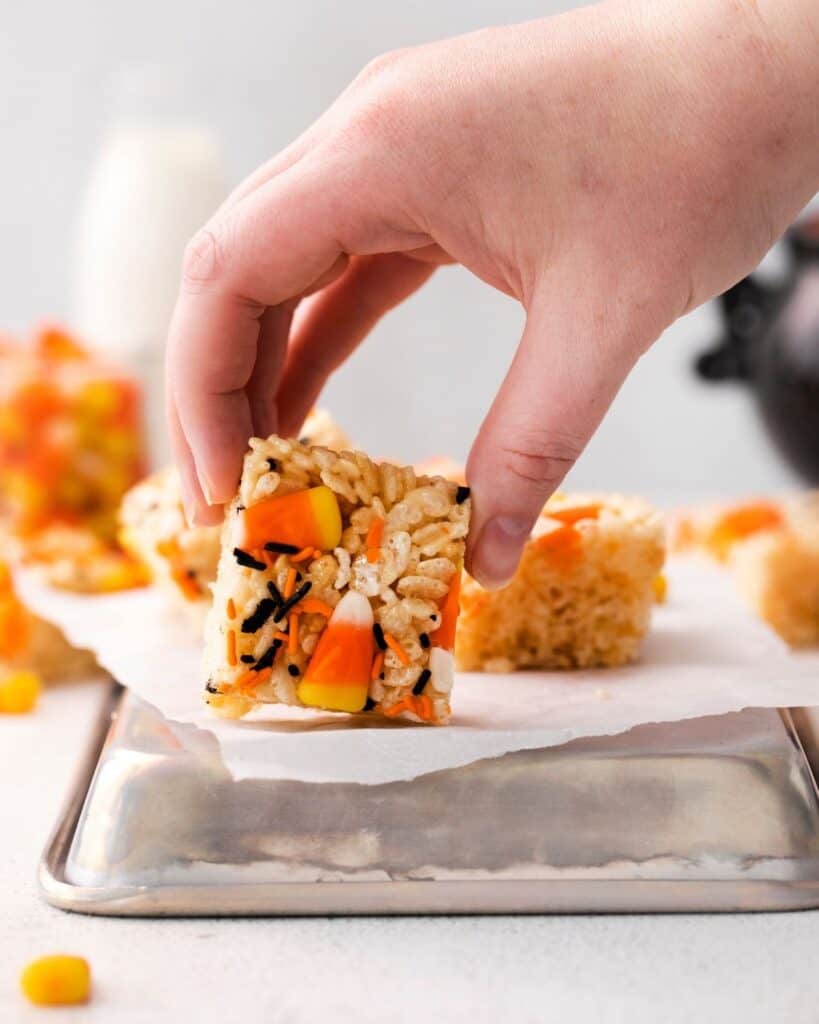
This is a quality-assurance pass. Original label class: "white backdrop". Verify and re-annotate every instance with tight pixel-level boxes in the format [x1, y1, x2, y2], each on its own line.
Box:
[0, 0, 803, 501]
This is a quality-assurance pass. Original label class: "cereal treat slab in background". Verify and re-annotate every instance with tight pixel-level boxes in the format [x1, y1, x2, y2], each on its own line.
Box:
[730, 492, 819, 647]
[456, 495, 665, 672]
[0, 561, 98, 685]
[204, 436, 470, 724]
[119, 467, 221, 621]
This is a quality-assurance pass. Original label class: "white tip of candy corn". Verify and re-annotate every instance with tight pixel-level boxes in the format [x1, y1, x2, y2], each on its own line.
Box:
[330, 589, 374, 629]
[429, 647, 454, 695]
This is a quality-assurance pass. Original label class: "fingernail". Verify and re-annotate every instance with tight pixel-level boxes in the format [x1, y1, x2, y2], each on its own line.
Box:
[200, 476, 216, 507]
[472, 516, 531, 589]
[182, 495, 196, 529]
[193, 459, 222, 508]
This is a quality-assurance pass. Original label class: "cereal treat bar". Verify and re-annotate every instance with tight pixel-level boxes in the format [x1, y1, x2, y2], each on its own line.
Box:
[203, 435, 471, 724]
[0, 326, 145, 541]
[671, 499, 784, 561]
[456, 494, 665, 671]
[119, 467, 221, 618]
[730, 492, 819, 647]
[0, 561, 98, 683]
[118, 410, 350, 621]
[16, 524, 150, 594]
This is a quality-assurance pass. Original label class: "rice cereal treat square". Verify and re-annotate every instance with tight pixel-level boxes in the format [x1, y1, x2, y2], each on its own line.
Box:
[456, 494, 665, 671]
[119, 466, 221, 620]
[731, 491, 819, 647]
[203, 436, 471, 724]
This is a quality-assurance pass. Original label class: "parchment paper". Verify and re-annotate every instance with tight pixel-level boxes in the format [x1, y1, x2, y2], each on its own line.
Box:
[17, 559, 819, 784]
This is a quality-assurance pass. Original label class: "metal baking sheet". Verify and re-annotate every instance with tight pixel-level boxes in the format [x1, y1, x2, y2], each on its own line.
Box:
[40, 682, 819, 915]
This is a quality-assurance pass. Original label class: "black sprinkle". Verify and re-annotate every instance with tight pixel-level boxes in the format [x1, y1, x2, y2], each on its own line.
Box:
[205, 682, 219, 694]
[419, 632, 430, 649]
[378, 672, 385, 681]
[363, 697, 377, 711]
[186, 569, 197, 580]
[413, 669, 432, 695]
[373, 623, 387, 650]
[455, 485, 471, 504]
[233, 547, 266, 571]
[274, 580, 313, 622]
[430, 613, 438, 622]
[241, 597, 277, 633]
[287, 664, 300, 677]
[267, 581, 283, 606]
[255, 640, 283, 672]
[264, 541, 300, 555]
[240, 654, 255, 664]
[298, 435, 310, 445]
[266, 458, 278, 471]
[236, 504, 246, 513]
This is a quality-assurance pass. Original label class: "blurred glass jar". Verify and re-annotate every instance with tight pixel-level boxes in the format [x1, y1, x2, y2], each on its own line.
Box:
[72, 66, 227, 465]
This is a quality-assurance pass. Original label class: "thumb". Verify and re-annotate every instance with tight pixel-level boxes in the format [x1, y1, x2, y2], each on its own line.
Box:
[465, 285, 646, 589]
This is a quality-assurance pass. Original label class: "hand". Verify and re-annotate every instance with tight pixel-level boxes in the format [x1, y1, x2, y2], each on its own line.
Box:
[166, 0, 819, 587]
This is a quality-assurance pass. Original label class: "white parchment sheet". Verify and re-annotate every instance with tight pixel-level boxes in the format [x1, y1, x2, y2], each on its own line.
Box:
[17, 559, 819, 784]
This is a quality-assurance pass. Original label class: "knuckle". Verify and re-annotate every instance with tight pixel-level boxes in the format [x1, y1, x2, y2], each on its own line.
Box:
[497, 429, 582, 490]
[352, 48, 406, 89]
[343, 49, 417, 147]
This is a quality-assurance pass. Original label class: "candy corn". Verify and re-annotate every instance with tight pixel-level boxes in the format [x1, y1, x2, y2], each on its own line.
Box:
[238, 485, 342, 553]
[20, 955, 91, 1006]
[432, 568, 461, 651]
[0, 671, 41, 714]
[298, 590, 374, 712]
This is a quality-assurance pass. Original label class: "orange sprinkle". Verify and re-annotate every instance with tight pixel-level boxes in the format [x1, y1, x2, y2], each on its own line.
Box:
[237, 667, 272, 693]
[233, 668, 258, 690]
[546, 503, 601, 526]
[274, 630, 290, 644]
[370, 651, 384, 681]
[284, 567, 297, 600]
[384, 632, 411, 667]
[156, 538, 181, 560]
[263, 549, 278, 568]
[226, 598, 236, 620]
[301, 598, 334, 617]
[172, 568, 203, 602]
[416, 694, 433, 721]
[366, 517, 385, 563]
[288, 613, 299, 654]
[290, 546, 315, 563]
[383, 698, 409, 718]
[232, 667, 273, 693]
[226, 629, 237, 667]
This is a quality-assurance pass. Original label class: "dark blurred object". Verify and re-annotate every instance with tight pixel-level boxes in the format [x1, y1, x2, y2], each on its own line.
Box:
[696, 214, 819, 483]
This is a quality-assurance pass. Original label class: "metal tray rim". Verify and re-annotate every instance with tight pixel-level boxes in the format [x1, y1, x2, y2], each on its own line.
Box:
[38, 683, 819, 917]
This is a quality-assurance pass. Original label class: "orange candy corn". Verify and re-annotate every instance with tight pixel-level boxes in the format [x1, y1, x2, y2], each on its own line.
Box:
[432, 570, 461, 651]
[238, 485, 342, 553]
[298, 590, 374, 713]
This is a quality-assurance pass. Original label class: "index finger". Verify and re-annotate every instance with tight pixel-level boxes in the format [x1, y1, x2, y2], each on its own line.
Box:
[166, 159, 352, 515]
